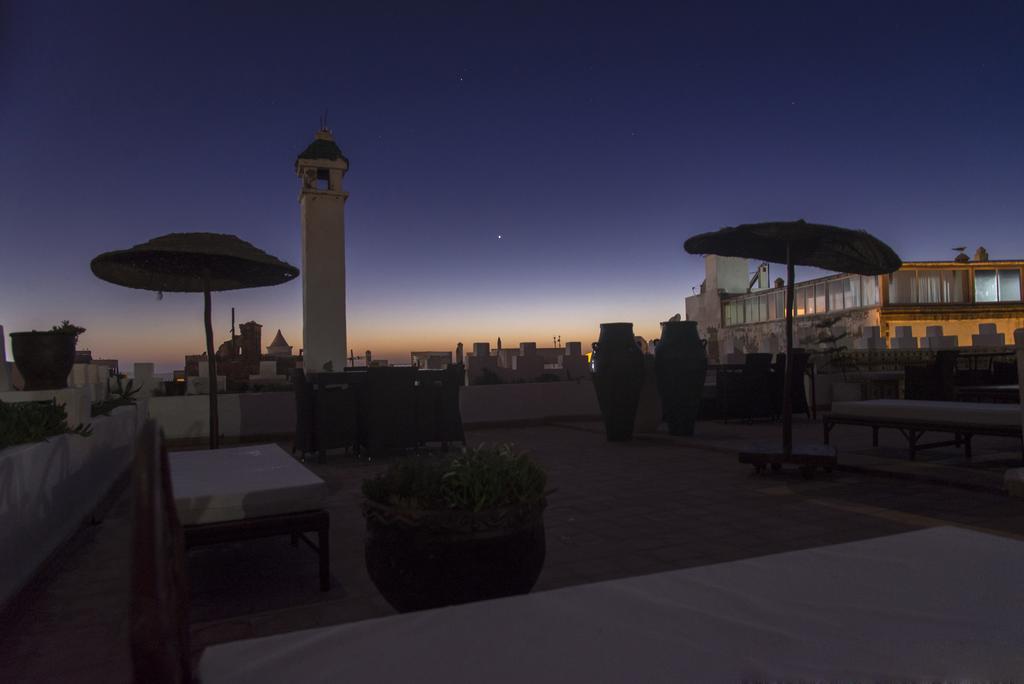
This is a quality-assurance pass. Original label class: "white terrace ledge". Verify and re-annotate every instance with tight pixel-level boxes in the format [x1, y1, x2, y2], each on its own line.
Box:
[0, 404, 145, 607]
[148, 379, 601, 444]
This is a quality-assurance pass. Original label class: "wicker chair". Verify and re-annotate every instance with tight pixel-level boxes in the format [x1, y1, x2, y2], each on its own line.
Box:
[310, 371, 361, 459]
[363, 367, 420, 453]
[718, 354, 775, 421]
[905, 350, 958, 401]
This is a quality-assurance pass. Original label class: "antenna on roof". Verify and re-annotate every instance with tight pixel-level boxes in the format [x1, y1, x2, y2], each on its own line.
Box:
[320, 109, 329, 131]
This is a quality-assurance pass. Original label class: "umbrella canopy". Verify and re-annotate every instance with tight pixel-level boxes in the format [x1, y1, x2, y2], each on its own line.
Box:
[91, 233, 299, 449]
[90, 232, 299, 292]
[683, 220, 902, 275]
[684, 219, 901, 462]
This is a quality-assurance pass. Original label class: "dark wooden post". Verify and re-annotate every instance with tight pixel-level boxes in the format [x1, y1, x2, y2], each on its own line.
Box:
[782, 242, 795, 457]
[203, 275, 219, 449]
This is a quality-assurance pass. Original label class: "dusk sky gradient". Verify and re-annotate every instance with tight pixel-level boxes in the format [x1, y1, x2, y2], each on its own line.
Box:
[2, 1, 1022, 372]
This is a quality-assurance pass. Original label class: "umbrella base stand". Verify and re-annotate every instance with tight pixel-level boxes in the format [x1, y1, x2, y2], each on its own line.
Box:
[738, 442, 837, 479]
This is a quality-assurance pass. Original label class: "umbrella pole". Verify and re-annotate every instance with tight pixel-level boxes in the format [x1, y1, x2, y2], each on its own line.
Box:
[782, 242, 794, 457]
[204, 280, 220, 449]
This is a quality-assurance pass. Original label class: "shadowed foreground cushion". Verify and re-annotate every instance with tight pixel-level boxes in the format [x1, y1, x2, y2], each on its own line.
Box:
[829, 399, 1020, 427]
[200, 527, 1024, 682]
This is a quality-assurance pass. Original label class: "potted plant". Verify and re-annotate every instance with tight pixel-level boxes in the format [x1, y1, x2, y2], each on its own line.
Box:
[813, 316, 862, 404]
[91, 373, 143, 416]
[0, 399, 92, 450]
[362, 443, 548, 613]
[10, 321, 86, 391]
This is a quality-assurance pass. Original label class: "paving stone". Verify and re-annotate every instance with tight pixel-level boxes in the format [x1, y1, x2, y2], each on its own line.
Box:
[5, 421, 1024, 680]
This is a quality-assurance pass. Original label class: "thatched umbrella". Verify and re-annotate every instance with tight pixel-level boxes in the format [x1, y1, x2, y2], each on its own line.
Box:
[684, 220, 901, 461]
[91, 233, 299, 449]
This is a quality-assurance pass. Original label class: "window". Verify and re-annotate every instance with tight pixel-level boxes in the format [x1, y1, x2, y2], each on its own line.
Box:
[973, 269, 1020, 302]
[998, 269, 1021, 301]
[745, 298, 758, 323]
[828, 280, 845, 311]
[846, 277, 861, 308]
[862, 276, 879, 306]
[941, 270, 968, 303]
[758, 294, 769, 322]
[974, 270, 998, 302]
[796, 286, 812, 316]
[767, 292, 777, 320]
[316, 168, 331, 191]
[889, 271, 917, 304]
[814, 283, 827, 313]
[726, 299, 748, 326]
[918, 271, 941, 304]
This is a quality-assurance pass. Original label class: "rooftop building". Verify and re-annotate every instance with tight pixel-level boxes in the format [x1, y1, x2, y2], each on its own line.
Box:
[686, 253, 1024, 362]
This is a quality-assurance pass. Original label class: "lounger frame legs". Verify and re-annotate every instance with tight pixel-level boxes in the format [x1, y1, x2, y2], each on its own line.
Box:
[184, 509, 331, 591]
[823, 416, 993, 461]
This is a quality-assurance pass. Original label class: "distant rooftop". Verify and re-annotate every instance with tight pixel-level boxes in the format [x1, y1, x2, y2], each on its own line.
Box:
[268, 329, 290, 348]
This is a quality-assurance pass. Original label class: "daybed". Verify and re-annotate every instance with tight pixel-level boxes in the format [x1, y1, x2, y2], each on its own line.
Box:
[824, 399, 1022, 459]
[169, 443, 330, 590]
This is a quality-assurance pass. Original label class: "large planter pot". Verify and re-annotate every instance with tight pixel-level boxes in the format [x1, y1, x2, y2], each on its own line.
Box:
[654, 321, 707, 436]
[591, 322, 645, 441]
[10, 332, 77, 391]
[633, 355, 661, 434]
[363, 499, 547, 613]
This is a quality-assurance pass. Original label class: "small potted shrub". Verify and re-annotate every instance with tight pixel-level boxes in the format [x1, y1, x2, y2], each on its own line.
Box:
[362, 443, 548, 613]
[0, 399, 92, 450]
[813, 316, 862, 404]
[91, 373, 143, 416]
[10, 321, 86, 391]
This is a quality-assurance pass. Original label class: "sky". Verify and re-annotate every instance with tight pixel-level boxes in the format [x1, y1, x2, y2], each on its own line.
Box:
[1, 1, 1022, 372]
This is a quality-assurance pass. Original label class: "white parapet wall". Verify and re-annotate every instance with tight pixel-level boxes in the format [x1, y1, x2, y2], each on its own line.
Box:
[0, 404, 143, 607]
[459, 379, 600, 426]
[150, 381, 601, 441]
[149, 392, 297, 441]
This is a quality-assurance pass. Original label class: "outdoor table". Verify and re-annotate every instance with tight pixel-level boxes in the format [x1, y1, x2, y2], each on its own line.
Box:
[200, 526, 1023, 682]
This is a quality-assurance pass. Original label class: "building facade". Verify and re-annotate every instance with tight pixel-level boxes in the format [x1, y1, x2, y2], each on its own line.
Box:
[685, 255, 1024, 362]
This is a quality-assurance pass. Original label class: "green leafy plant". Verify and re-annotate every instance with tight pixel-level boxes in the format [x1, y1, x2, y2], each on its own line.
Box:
[813, 315, 853, 378]
[50, 320, 87, 343]
[91, 373, 142, 416]
[0, 400, 93, 450]
[362, 443, 547, 512]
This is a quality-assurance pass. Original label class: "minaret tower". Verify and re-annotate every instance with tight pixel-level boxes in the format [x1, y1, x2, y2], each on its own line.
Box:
[296, 127, 349, 372]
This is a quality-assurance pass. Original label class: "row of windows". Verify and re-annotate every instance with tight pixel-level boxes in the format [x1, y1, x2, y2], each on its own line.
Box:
[724, 275, 878, 325]
[888, 268, 1021, 304]
[973, 269, 1020, 302]
[723, 268, 1024, 326]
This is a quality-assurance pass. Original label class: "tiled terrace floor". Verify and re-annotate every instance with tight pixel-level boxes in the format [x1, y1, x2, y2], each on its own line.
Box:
[3, 418, 1024, 682]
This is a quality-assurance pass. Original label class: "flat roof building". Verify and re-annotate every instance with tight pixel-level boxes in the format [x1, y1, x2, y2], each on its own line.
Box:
[685, 254, 1024, 362]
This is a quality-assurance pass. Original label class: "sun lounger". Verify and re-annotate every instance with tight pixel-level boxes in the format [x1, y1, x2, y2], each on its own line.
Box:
[197, 527, 1024, 681]
[823, 399, 1022, 460]
[169, 443, 330, 590]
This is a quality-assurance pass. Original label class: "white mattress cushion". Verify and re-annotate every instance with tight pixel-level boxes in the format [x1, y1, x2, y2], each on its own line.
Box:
[170, 444, 327, 526]
[199, 527, 1024, 682]
[830, 399, 1021, 428]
